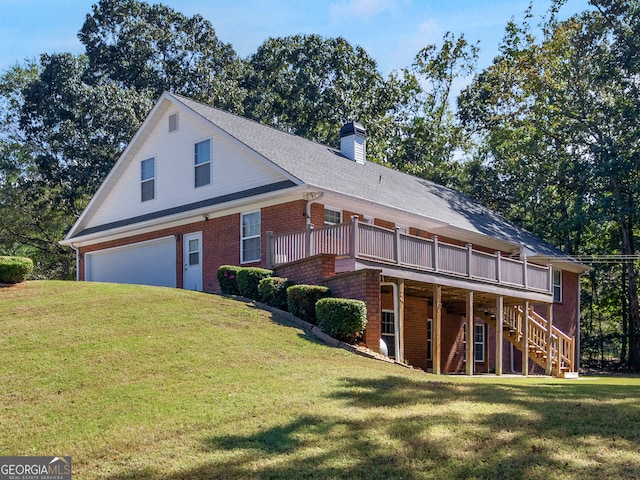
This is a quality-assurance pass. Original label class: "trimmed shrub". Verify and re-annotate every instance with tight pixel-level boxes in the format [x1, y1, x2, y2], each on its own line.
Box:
[236, 267, 273, 300]
[258, 276, 294, 310]
[316, 298, 367, 343]
[217, 265, 242, 295]
[0, 256, 34, 284]
[287, 285, 330, 324]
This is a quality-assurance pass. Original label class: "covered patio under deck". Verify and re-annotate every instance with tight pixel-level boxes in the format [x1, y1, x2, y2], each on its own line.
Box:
[267, 218, 576, 377]
[378, 275, 566, 377]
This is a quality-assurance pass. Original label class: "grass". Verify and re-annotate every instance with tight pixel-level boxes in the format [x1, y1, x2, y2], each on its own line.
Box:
[1, 281, 639, 479]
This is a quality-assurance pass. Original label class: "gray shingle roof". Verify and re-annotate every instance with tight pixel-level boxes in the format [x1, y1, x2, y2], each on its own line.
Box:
[172, 93, 567, 260]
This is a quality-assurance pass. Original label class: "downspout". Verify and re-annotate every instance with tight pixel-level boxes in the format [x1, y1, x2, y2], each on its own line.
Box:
[70, 242, 80, 281]
[305, 192, 324, 226]
[510, 343, 515, 373]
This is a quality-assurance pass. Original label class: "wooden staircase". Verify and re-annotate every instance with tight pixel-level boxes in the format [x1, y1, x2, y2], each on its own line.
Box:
[484, 306, 577, 378]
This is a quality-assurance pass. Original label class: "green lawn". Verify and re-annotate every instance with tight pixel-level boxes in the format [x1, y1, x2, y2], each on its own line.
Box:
[1, 281, 639, 479]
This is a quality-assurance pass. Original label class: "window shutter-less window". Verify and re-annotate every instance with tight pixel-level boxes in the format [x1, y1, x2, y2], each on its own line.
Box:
[141, 158, 155, 202]
[195, 139, 211, 187]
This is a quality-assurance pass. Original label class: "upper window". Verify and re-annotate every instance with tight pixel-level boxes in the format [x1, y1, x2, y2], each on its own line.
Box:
[169, 113, 179, 132]
[195, 139, 211, 188]
[324, 208, 341, 225]
[553, 269, 562, 303]
[241, 211, 261, 263]
[140, 157, 155, 202]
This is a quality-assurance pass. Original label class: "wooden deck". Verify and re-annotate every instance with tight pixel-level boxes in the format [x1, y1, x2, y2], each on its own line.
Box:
[267, 218, 552, 294]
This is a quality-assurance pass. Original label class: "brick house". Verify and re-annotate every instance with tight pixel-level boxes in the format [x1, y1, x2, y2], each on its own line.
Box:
[61, 92, 588, 377]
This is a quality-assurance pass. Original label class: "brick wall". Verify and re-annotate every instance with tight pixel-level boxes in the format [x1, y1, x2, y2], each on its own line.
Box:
[323, 269, 382, 352]
[403, 296, 429, 370]
[272, 254, 336, 285]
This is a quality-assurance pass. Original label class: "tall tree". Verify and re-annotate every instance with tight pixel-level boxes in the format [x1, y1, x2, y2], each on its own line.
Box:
[459, 2, 640, 369]
[79, 0, 246, 111]
[0, 62, 74, 277]
[243, 34, 410, 162]
[391, 32, 478, 189]
[19, 53, 152, 212]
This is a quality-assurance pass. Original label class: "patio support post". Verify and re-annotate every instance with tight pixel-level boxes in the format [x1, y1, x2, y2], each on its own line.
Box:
[522, 300, 529, 376]
[545, 303, 554, 376]
[466, 290, 474, 376]
[350, 216, 359, 259]
[432, 235, 439, 272]
[495, 295, 504, 375]
[433, 285, 442, 374]
[398, 279, 405, 363]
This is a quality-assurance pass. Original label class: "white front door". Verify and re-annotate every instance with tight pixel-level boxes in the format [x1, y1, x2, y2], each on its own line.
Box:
[183, 232, 203, 291]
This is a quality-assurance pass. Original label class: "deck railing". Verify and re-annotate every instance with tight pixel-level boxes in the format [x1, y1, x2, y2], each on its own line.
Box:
[267, 218, 552, 294]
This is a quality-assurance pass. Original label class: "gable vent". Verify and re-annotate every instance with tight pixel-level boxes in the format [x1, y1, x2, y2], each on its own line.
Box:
[340, 121, 366, 164]
[169, 113, 179, 132]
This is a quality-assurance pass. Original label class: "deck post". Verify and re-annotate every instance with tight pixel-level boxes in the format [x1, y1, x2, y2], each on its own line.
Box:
[305, 223, 314, 258]
[522, 300, 529, 376]
[266, 231, 273, 268]
[496, 251, 502, 284]
[545, 303, 553, 376]
[466, 244, 473, 277]
[495, 295, 504, 375]
[350, 216, 359, 259]
[466, 290, 474, 376]
[523, 257, 529, 289]
[433, 285, 442, 374]
[398, 279, 405, 363]
[432, 235, 439, 272]
[394, 227, 401, 264]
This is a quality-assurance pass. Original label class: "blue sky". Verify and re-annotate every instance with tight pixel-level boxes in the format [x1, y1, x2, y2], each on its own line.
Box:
[1, 0, 592, 79]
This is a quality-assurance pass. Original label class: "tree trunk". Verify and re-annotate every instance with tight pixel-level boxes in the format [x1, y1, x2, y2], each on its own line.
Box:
[612, 176, 640, 370]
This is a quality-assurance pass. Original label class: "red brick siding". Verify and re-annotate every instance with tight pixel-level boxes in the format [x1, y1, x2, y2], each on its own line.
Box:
[403, 296, 429, 370]
[272, 254, 336, 285]
[374, 218, 395, 230]
[552, 270, 580, 338]
[323, 269, 382, 352]
[310, 202, 325, 226]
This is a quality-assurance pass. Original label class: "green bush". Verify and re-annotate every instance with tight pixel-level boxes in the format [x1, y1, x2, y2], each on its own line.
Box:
[236, 267, 272, 300]
[287, 285, 330, 325]
[316, 298, 367, 343]
[258, 276, 294, 310]
[217, 265, 242, 295]
[0, 256, 34, 284]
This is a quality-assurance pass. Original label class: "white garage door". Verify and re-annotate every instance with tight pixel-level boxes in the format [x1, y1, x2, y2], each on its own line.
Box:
[85, 236, 176, 287]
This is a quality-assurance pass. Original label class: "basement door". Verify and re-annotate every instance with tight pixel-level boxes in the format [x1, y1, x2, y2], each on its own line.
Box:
[183, 232, 203, 291]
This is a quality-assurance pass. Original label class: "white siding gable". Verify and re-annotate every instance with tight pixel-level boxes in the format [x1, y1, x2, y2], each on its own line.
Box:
[83, 100, 288, 230]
